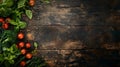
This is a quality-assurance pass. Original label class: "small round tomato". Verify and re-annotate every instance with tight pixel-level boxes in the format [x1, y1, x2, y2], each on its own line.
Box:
[26, 42, 31, 48]
[2, 23, 9, 29]
[20, 61, 26, 67]
[18, 42, 25, 48]
[18, 32, 24, 39]
[21, 49, 26, 55]
[5, 17, 11, 23]
[29, 0, 35, 6]
[26, 53, 32, 59]
[0, 17, 4, 23]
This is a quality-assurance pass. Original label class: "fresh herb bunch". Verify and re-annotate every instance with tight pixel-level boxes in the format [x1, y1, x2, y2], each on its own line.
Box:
[0, 0, 32, 18]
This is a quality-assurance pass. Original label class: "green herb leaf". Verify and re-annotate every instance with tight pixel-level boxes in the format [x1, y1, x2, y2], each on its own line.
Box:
[18, 21, 27, 29]
[8, 59, 14, 64]
[18, 0, 26, 8]
[34, 42, 38, 48]
[0, 7, 12, 17]
[9, 20, 18, 25]
[41, 0, 50, 3]
[25, 10, 33, 19]
[45, 0, 50, 3]
[0, 54, 4, 61]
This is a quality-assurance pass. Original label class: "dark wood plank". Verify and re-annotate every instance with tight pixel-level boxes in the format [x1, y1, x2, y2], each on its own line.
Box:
[26, 26, 120, 49]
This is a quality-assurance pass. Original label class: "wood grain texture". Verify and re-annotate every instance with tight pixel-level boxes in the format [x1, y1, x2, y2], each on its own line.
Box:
[23, 0, 120, 67]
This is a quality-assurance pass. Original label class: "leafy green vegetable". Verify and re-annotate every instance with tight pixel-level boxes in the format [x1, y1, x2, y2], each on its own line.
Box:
[9, 19, 27, 29]
[17, 0, 26, 8]
[18, 21, 27, 29]
[44, 0, 50, 3]
[9, 20, 18, 25]
[0, 0, 14, 7]
[26, 10, 33, 19]
[27, 57, 47, 67]
[0, 44, 20, 65]
[0, 0, 14, 17]
[0, 7, 12, 17]
[34, 42, 38, 49]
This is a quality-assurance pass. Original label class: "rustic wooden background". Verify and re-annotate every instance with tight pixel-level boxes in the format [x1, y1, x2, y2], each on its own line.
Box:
[23, 0, 120, 67]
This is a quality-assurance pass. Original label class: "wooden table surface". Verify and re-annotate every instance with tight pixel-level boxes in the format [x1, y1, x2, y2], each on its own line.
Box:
[23, 0, 120, 67]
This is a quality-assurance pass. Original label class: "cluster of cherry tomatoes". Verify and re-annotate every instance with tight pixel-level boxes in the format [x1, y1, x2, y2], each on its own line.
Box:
[0, 17, 10, 30]
[17, 0, 35, 66]
[0, 17, 33, 67]
[18, 0, 35, 66]
[17, 32, 33, 67]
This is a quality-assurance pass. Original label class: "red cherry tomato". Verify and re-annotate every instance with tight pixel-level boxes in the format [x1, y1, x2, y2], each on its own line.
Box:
[29, 0, 35, 6]
[18, 42, 25, 48]
[26, 53, 32, 59]
[20, 61, 26, 67]
[0, 17, 4, 23]
[26, 42, 31, 48]
[21, 49, 27, 55]
[18, 32, 24, 39]
[2, 23, 9, 29]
